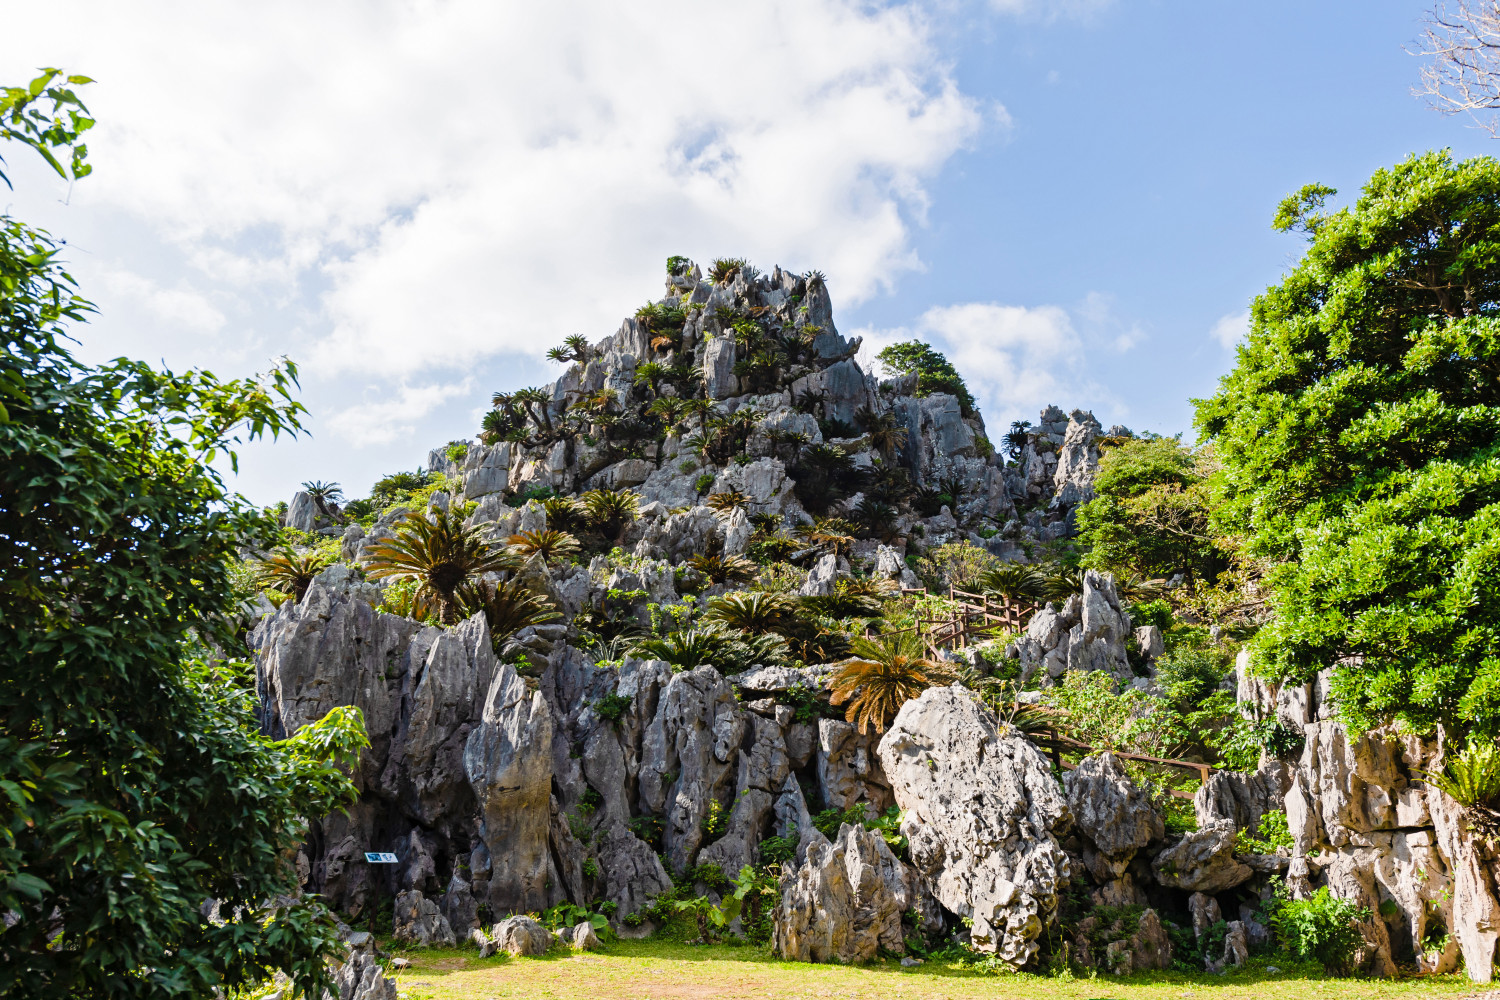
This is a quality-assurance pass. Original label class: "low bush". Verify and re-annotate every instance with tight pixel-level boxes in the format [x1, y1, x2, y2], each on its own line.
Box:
[1268, 884, 1369, 975]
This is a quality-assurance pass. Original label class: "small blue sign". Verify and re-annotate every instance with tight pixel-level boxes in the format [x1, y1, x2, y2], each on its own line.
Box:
[364, 852, 398, 863]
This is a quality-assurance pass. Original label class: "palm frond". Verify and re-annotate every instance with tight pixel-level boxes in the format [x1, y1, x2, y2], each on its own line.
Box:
[361, 509, 518, 624]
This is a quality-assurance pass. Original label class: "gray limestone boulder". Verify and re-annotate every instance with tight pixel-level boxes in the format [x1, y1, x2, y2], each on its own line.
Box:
[816, 718, 893, 815]
[704, 335, 738, 398]
[287, 490, 319, 531]
[489, 915, 553, 956]
[1066, 752, 1163, 862]
[876, 685, 1072, 966]
[798, 553, 839, 597]
[639, 666, 745, 871]
[392, 889, 456, 947]
[462, 442, 512, 498]
[1050, 409, 1101, 510]
[1194, 761, 1292, 836]
[773, 822, 911, 963]
[1151, 820, 1252, 893]
[334, 931, 398, 1000]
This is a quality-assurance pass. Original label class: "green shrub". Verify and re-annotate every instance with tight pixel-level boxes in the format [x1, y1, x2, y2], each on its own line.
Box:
[1130, 598, 1173, 631]
[758, 835, 796, 865]
[594, 692, 633, 726]
[694, 472, 716, 494]
[1269, 884, 1369, 975]
[701, 799, 727, 838]
[444, 440, 469, 463]
[1235, 809, 1294, 855]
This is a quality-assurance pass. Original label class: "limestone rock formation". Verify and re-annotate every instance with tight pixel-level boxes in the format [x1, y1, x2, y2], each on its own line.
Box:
[877, 685, 1072, 966]
[333, 932, 398, 1000]
[464, 661, 557, 915]
[487, 915, 553, 956]
[392, 889, 456, 947]
[1151, 821, 1252, 893]
[773, 823, 911, 963]
[1009, 570, 1133, 685]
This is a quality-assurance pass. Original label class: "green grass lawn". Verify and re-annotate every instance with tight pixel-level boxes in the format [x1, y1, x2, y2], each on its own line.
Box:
[381, 938, 1488, 1000]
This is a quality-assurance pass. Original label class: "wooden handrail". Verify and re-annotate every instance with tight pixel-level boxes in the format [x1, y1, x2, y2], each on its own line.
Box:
[1034, 731, 1214, 786]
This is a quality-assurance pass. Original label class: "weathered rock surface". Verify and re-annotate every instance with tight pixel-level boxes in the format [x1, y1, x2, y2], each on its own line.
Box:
[392, 889, 457, 947]
[464, 661, 557, 914]
[488, 915, 553, 956]
[334, 931, 398, 1000]
[1151, 821, 1252, 893]
[773, 823, 911, 964]
[1009, 571, 1132, 685]
[877, 685, 1072, 966]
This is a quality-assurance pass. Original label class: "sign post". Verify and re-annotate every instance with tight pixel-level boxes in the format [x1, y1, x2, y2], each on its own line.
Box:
[364, 852, 398, 864]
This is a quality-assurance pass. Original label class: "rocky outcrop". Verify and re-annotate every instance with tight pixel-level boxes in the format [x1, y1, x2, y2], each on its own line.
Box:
[1071, 907, 1172, 974]
[773, 823, 911, 964]
[1066, 752, 1162, 905]
[877, 685, 1072, 966]
[640, 666, 745, 872]
[464, 661, 557, 915]
[1010, 570, 1133, 685]
[334, 932, 398, 1000]
[392, 889, 456, 947]
[1151, 820, 1252, 893]
[486, 915, 553, 956]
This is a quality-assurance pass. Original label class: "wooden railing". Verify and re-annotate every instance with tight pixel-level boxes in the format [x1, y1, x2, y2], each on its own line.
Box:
[1030, 729, 1213, 799]
[867, 584, 1040, 659]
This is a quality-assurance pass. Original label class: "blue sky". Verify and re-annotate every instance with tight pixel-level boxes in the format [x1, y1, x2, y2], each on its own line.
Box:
[4, 1, 1490, 505]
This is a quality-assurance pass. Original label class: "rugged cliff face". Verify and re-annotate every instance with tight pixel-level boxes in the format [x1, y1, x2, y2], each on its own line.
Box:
[252, 258, 1499, 981]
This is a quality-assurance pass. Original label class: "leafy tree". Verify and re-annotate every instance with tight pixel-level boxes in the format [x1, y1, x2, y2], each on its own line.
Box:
[1076, 437, 1221, 583]
[1, 71, 367, 996]
[875, 341, 976, 416]
[1196, 151, 1500, 737]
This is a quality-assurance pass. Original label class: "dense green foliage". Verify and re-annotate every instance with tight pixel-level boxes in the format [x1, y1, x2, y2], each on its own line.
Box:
[0, 72, 367, 997]
[875, 341, 976, 415]
[1196, 150, 1500, 736]
[1268, 886, 1369, 975]
[1077, 437, 1221, 583]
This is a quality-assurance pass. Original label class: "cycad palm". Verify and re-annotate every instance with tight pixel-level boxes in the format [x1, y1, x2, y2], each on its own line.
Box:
[256, 547, 330, 604]
[703, 591, 798, 635]
[829, 634, 935, 735]
[979, 563, 1045, 603]
[361, 509, 517, 624]
[458, 576, 562, 644]
[508, 528, 581, 565]
[581, 488, 639, 541]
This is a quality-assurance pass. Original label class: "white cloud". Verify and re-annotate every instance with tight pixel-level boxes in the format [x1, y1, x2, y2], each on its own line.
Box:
[97, 267, 226, 334]
[1210, 310, 1249, 349]
[4, 1, 986, 384]
[853, 299, 1107, 433]
[326, 380, 474, 448]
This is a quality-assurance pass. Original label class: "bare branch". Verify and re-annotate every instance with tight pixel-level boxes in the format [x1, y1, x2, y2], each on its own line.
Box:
[1413, 1, 1500, 135]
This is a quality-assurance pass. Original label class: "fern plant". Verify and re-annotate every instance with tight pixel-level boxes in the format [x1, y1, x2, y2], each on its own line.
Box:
[1424, 741, 1500, 809]
[978, 563, 1045, 603]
